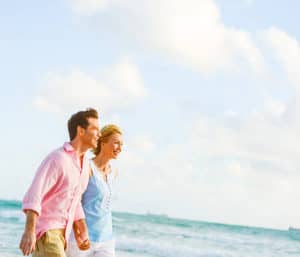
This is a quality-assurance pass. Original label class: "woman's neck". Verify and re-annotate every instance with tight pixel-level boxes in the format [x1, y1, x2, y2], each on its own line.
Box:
[93, 153, 110, 173]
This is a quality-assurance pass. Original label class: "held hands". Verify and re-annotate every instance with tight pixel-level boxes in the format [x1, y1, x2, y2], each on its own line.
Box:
[73, 219, 91, 250]
[19, 231, 36, 256]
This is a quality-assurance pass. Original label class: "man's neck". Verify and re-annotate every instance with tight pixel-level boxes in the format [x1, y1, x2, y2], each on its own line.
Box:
[70, 139, 88, 163]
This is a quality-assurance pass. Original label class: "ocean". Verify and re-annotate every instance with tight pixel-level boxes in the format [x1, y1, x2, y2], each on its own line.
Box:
[1, 199, 299, 257]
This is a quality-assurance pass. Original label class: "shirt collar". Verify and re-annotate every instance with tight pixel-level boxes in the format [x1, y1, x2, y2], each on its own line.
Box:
[63, 142, 75, 153]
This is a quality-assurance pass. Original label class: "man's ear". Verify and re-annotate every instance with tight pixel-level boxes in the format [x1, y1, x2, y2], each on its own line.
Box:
[77, 126, 85, 137]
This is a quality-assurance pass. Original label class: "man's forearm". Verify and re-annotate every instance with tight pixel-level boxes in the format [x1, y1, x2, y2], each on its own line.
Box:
[73, 219, 90, 250]
[19, 210, 38, 255]
[24, 210, 38, 233]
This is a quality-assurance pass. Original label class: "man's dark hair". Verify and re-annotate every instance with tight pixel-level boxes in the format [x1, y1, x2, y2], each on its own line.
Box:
[68, 108, 99, 140]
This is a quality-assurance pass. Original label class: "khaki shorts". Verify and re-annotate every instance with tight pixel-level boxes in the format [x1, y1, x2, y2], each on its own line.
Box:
[33, 229, 66, 257]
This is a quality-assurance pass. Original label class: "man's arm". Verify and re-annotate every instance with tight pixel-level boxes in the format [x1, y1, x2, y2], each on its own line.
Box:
[22, 158, 59, 216]
[19, 210, 38, 256]
[20, 157, 59, 255]
[73, 200, 90, 250]
[73, 219, 90, 250]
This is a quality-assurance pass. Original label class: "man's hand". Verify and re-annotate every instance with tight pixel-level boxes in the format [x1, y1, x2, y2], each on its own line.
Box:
[73, 219, 90, 250]
[19, 210, 37, 255]
[19, 231, 36, 256]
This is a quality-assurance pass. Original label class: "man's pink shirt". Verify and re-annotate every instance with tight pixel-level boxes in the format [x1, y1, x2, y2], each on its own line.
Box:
[22, 142, 90, 241]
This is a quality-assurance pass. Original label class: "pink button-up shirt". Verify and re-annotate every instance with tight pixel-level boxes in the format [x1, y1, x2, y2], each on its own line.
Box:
[22, 142, 90, 241]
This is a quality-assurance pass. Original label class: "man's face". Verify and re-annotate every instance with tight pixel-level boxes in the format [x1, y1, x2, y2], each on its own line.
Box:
[81, 117, 100, 149]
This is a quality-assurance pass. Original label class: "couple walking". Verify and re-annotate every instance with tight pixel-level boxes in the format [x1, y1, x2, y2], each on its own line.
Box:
[19, 108, 123, 257]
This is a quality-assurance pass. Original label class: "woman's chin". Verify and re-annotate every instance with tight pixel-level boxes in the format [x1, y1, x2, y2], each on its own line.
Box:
[111, 154, 118, 159]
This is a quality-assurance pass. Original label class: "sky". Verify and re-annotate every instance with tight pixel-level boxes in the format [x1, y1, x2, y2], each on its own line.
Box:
[1, 0, 300, 230]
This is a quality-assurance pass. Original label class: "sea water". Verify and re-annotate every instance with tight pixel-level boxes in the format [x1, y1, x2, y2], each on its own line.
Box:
[1, 199, 300, 257]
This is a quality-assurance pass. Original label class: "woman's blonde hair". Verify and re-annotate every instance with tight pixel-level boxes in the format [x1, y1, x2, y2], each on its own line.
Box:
[93, 124, 122, 155]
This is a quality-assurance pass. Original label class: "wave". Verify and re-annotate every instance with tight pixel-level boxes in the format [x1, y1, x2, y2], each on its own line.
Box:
[116, 236, 228, 257]
[0, 209, 24, 223]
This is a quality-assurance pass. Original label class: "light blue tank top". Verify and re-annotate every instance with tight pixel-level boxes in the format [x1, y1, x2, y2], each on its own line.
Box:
[82, 160, 116, 242]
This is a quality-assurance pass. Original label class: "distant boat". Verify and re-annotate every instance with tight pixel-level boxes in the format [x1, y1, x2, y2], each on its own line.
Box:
[288, 226, 300, 232]
[288, 227, 300, 240]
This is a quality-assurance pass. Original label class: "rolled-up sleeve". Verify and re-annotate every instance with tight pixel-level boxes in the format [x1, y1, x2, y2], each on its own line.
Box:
[22, 157, 58, 216]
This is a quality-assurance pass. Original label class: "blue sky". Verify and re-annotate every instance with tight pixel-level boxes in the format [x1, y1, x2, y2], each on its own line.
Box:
[1, 0, 300, 229]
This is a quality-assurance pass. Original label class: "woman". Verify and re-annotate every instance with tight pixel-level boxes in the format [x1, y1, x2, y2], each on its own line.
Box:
[67, 124, 123, 257]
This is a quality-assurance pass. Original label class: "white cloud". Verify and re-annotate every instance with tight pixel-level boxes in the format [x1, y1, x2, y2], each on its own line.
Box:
[64, 0, 300, 229]
[114, 95, 300, 229]
[263, 27, 300, 89]
[33, 57, 147, 114]
[131, 135, 155, 153]
[67, 0, 265, 75]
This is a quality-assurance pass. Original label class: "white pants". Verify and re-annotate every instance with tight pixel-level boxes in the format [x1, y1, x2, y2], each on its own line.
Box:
[66, 240, 115, 257]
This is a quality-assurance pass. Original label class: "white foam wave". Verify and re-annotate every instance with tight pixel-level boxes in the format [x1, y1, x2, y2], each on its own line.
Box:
[116, 236, 226, 257]
[0, 209, 24, 222]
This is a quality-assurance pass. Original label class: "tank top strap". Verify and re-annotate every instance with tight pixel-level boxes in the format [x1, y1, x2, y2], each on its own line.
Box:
[89, 160, 118, 182]
[89, 159, 98, 177]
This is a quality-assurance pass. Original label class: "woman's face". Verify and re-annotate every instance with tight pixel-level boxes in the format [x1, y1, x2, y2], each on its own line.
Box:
[102, 133, 123, 159]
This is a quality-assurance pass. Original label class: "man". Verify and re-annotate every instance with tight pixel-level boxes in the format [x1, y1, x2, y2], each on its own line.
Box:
[19, 108, 100, 257]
